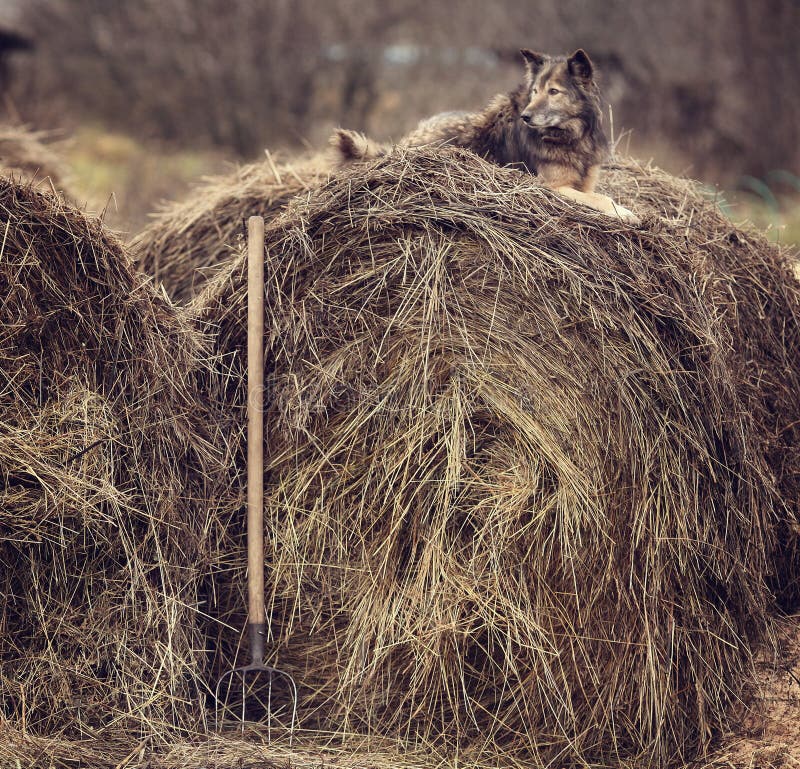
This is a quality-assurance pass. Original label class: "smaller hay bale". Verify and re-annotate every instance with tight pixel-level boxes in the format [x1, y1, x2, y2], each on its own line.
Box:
[132, 152, 329, 302]
[0, 178, 222, 743]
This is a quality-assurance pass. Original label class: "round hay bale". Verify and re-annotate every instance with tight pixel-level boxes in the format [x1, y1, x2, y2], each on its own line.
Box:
[0, 125, 69, 194]
[192, 147, 800, 767]
[132, 153, 329, 302]
[0, 179, 221, 743]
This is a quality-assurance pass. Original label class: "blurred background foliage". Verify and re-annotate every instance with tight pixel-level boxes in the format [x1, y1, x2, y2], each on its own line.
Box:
[0, 0, 796, 242]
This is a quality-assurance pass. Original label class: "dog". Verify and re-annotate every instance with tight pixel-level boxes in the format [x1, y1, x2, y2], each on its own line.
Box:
[333, 49, 637, 223]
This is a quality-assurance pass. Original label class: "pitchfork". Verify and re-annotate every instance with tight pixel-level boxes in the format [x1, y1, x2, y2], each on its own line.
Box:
[214, 215, 298, 742]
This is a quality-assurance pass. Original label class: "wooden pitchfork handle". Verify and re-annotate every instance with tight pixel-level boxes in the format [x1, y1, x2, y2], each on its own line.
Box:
[247, 215, 266, 663]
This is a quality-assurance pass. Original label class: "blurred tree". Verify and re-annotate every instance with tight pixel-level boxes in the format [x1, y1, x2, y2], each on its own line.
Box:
[13, 0, 325, 154]
[9, 0, 800, 180]
[0, 26, 31, 99]
[11, 0, 427, 155]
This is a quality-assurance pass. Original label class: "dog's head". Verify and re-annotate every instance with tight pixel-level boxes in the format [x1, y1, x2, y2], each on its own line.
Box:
[518, 49, 601, 142]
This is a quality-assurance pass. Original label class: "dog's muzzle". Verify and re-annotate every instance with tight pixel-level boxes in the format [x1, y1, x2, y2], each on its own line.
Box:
[521, 112, 555, 130]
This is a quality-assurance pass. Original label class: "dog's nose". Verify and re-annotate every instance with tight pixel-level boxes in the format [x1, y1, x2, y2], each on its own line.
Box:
[521, 113, 532, 124]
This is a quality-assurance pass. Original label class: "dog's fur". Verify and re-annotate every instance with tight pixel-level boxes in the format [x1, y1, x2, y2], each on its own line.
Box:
[333, 49, 637, 222]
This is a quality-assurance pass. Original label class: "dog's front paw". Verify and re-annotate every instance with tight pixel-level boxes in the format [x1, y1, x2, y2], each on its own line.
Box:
[553, 187, 641, 226]
[594, 194, 640, 225]
[608, 202, 640, 226]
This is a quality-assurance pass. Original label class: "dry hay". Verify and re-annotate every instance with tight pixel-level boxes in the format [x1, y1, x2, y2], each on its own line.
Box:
[0, 726, 441, 769]
[132, 153, 329, 302]
[601, 157, 800, 607]
[2, 144, 800, 769]
[190, 146, 800, 768]
[0, 180, 223, 748]
[0, 124, 69, 193]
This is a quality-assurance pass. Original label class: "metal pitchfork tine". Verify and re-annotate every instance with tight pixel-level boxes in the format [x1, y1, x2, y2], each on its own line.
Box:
[214, 215, 298, 742]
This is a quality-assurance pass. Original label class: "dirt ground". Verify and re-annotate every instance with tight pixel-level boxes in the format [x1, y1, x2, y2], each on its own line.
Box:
[703, 614, 800, 768]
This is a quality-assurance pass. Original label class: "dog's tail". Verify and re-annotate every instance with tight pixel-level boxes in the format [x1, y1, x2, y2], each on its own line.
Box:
[329, 128, 386, 163]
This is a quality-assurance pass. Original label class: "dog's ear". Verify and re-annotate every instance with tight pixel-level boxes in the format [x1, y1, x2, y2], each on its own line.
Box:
[520, 48, 546, 72]
[567, 49, 594, 81]
[329, 128, 385, 164]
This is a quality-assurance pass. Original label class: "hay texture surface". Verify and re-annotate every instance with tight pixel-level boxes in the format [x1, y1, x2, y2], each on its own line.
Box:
[0, 180, 220, 743]
[601, 158, 800, 606]
[3, 144, 800, 769]
[132, 153, 328, 302]
[193, 146, 800, 768]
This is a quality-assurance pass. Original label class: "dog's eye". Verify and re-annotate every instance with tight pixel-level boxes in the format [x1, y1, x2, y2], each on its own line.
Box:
[548, 88, 560, 96]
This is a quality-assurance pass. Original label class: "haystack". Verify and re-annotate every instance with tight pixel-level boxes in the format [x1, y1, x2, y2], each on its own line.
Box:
[3, 145, 799, 769]
[0, 124, 69, 193]
[192, 146, 800, 768]
[132, 153, 328, 302]
[0, 180, 222, 745]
